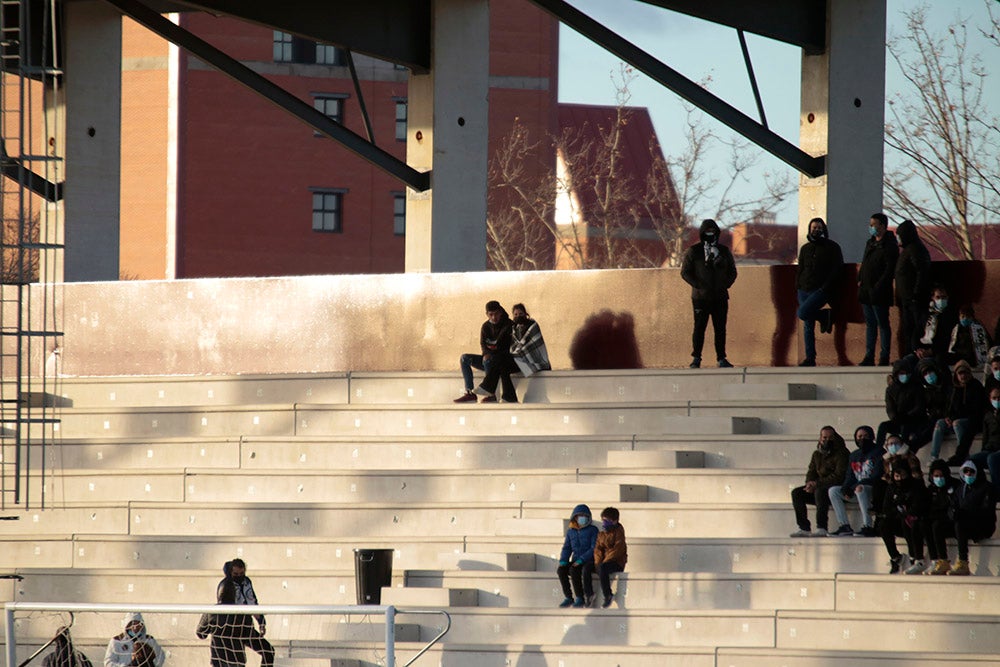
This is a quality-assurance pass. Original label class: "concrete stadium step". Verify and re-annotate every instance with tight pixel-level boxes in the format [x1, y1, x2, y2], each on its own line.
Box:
[70, 535, 462, 572]
[402, 570, 834, 611]
[37, 437, 241, 470]
[0, 506, 129, 536]
[688, 400, 879, 435]
[0, 537, 72, 569]
[610, 436, 819, 470]
[5, 569, 386, 606]
[775, 610, 1000, 653]
[413, 607, 775, 647]
[719, 382, 817, 401]
[745, 367, 888, 401]
[56, 373, 350, 408]
[45, 405, 296, 439]
[295, 403, 761, 437]
[607, 449, 707, 468]
[548, 482, 649, 502]
[716, 648, 1000, 667]
[577, 469, 803, 503]
[436, 551, 537, 572]
[126, 502, 522, 537]
[381, 585, 480, 607]
[19, 469, 185, 504]
[836, 573, 1000, 614]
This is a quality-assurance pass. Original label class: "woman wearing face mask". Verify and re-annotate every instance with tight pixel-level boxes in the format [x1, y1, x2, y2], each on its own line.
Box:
[875, 357, 928, 451]
[104, 613, 164, 667]
[923, 459, 960, 575]
[947, 460, 997, 576]
[556, 504, 600, 608]
[947, 304, 993, 370]
[984, 355, 1000, 395]
[938, 360, 988, 466]
[969, 387, 1000, 494]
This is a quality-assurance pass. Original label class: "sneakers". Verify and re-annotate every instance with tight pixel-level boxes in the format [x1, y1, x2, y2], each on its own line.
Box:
[789, 528, 813, 538]
[571, 597, 585, 607]
[813, 528, 828, 537]
[854, 526, 878, 537]
[798, 358, 816, 367]
[928, 559, 951, 575]
[585, 593, 597, 608]
[889, 556, 902, 574]
[473, 385, 491, 397]
[830, 524, 854, 537]
[480, 395, 498, 403]
[717, 359, 734, 368]
[601, 596, 614, 609]
[858, 357, 874, 367]
[453, 392, 477, 403]
[904, 559, 926, 575]
[689, 357, 701, 369]
[558, 597, 574, 608]
[948, 559, 971, 576]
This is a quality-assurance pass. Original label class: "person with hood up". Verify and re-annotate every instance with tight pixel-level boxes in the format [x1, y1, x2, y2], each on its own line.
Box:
[454, 300, 516, 403]
[946, 460, 996, 576]
[43, 627, 93, 667]
[103, 613, 164, 667]
[936, 360, 988, 465]
[923, 458, 960, 575]
[893, 219, 932, 357]
[216, 559, 273, 667]
[557, 503, 600, 607]
[947, 304, 993, 370]
[985, 354, 1000, 395]
[790, 426, 850, 537]
[970, 386, 1000, 493]
[794, 217, 844, 366]
[509, 303, 551, 378]
[875, 357, 928, 452]
[879, 461, 929, 574]
[197, 578, 273, 667]
[918, 285, 957, 363]
[828, 426, 884, 536]
[680, 219, 737, 369]
[857, 213, 899, 366]
[593, 506, 627, 609]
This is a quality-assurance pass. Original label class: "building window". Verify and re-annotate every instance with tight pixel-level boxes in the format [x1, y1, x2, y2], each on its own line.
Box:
[273, 31, 294, 62]
[392, 192, 406, 236]
[274, 31, 345, 66]
[395, 99, 407, 142]
[312, 94, 346, 125]
[316, 44, 344, 66]
[312, 190, 344, 233]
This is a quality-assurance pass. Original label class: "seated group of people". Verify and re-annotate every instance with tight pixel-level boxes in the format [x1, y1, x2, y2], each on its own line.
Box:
[791, 424, 998, 576]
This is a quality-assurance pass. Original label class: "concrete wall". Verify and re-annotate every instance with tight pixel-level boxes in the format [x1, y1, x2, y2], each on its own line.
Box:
[38, 261, 1000, 377]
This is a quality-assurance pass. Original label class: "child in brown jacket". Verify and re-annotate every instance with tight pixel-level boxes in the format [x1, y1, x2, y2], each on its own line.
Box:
[594, 507, 628, 608]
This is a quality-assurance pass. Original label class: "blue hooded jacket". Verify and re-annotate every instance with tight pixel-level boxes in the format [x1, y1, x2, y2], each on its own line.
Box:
[559, 504, 599, 564]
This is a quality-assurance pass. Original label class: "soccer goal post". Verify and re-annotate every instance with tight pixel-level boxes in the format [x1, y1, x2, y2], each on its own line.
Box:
[5, 601, 450, 667]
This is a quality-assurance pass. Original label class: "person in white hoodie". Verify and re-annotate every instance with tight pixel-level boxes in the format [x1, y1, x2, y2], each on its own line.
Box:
[103, 612, 164, 667]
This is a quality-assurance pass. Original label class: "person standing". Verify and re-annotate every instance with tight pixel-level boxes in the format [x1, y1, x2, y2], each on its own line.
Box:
[217, 559, 274, 667]
[795, 217, 844, 366]
[680, 219, 737, 369]
[894, 219, 932, 357]
[857, 213, 899, 366]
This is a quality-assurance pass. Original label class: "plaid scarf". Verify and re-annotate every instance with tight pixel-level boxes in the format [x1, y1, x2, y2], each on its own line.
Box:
[511, 320, 551, 376]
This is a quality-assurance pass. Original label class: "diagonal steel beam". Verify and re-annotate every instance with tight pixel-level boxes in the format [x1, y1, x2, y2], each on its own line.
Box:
[101, 0, 430, 191]
[0, 142, 63, 202]
[530, 0, 826, 178]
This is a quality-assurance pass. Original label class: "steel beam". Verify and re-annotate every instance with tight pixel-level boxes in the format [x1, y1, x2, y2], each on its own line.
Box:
[0, 143, 63, 202]
[531, 0, 826, 178]
[101, 0, 430, 191]
[637, 0, 826, 53]
[168, 0, 432, 72]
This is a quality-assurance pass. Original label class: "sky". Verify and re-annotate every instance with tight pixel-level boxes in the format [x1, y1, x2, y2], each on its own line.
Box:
[556, 0, 1000, 226]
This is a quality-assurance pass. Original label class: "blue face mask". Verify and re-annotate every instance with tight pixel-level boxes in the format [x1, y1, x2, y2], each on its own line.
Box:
[898, 373, 909, 384]
[992, 399, 1000, 410]
[924, 372, 937, 385]
[932, 476, 946, 488]
[576, 516, 590, 527]
[869, 226, 878, 237]
[962, 474, 976, 486]
[993, 369, 1000, 381]
[960, 318, 972, 327]
[887, 444, 901, 455]
[602, 519, 615, 530]
[934, 298, 948, 310]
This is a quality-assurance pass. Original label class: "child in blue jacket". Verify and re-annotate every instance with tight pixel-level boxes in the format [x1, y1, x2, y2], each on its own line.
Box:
[557, 503, 599, 607]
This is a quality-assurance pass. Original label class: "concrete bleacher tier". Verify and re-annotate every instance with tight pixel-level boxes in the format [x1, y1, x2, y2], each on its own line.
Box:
[3, 367, 1000, 667]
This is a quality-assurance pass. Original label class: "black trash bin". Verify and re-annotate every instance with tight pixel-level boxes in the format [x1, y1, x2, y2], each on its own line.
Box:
[354, 548, 393, 605]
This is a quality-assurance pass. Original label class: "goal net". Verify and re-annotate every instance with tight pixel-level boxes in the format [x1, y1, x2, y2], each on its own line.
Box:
[4, 602, 425, 667]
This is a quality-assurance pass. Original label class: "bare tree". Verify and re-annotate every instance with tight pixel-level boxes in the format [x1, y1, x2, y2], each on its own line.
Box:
[1, 213, 40, 284]
[884, 4, 1000, 260]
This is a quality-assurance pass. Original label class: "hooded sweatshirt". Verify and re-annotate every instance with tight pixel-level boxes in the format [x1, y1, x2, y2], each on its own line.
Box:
[804, 429, 850, 488]
[946, 359, 987, 427]
[926, 459, 960, 521]
[894, 220, 931, 306]
[559, 504, 599, 565]
[680, 219, 737, 302]
[884, 357, 926, 425]
[841, 437, 884, 492]
[103, 613, 164, 667]
[858, 228, 899, 306]
[795, 219, 844, 294]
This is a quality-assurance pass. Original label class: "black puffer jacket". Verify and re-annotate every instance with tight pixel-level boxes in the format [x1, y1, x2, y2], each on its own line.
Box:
[680, 219, 737, 302]
[894, 220, 931, 306]
[885, 357, 926, 425]
[795, 219, 844, 294]
[858, 230, 899, 306]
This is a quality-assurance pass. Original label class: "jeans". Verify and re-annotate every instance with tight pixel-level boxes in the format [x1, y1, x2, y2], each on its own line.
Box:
[479, 354, 519, 401]
[970, 450, 1000, 492]
[460, 353, 493, 392]
[899, 300, 926, 358]
[861, 303, 891, 363]
[797, 289, 829, 362]
[597, 561, 624, 599]
[922, 517, 954, 561]
[880, 512, 924, 560]
[691, 299, 728, 361]
[829, 483, 874, 528]
[557, 561, 595, 599]
[791, 484, 833, 531]
[954, 515, 995, 561]
[930, 418, 969, 460]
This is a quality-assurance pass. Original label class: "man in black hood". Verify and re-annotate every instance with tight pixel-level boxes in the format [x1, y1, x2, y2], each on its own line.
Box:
[857, 212, 899, 366]
[894, 219, 932, 358]
[680, 219, 738, 368]
[795, 217, 844, 366]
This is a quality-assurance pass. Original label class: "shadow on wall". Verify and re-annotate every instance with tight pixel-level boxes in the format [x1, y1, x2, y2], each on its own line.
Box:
[569, 310, 643, 370]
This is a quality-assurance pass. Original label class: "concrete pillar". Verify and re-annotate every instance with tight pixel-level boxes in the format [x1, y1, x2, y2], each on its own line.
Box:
[64, 1, 121, 281]
[799, 0, 886, 263]
[405, 0, 489, 272]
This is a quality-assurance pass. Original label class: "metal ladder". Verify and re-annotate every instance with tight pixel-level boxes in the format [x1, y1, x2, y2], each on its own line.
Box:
[0, 0, 64, 510]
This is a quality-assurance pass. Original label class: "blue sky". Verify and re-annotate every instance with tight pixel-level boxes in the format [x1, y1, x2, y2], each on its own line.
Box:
[557, 0, 1000, 225]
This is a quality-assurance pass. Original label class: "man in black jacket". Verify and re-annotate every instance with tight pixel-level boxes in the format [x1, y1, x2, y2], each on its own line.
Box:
[857, 213, 899, 366]
[894, 219, 932, 358]
[454, 300, 516, 403]
[680, 219, 738, 369]
[795, 217, 844, 366]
